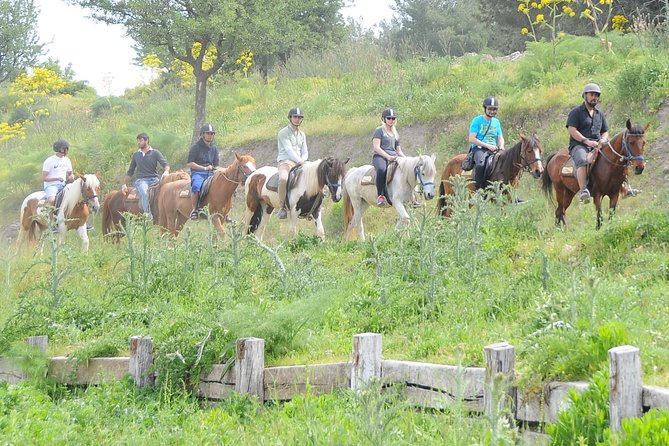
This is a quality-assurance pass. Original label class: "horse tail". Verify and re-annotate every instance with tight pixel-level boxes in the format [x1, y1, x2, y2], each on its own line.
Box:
[436, 176, 448, 217]
[101, 191, 117, 240]
[20, 199, 40, 243]
[541, 153, 556, 199]
[343, 185, 353, 232]
[245, 175, 264, 234]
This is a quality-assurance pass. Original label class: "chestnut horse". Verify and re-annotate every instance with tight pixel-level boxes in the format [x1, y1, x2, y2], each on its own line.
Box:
[343, 154, 436, 241]
[436, 134, 544, 217]
[244, 157, 348, 240]
[101, 171, 190, 242]
[157, 153, 256, 237]
[17, 174, 101, 252]
[542, 119, 648, 229]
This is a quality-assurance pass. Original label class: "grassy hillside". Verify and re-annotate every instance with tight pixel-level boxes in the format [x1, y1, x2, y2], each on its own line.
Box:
[1, 33, 668, 443]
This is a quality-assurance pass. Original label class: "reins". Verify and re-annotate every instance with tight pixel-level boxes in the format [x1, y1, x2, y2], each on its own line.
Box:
[598, 129, 646, 166]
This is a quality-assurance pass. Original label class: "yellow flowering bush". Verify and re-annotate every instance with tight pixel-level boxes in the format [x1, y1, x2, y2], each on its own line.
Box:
[10, 68, 66, 106]
[0, 121, 28, 142]
[235, 51, 253, 77]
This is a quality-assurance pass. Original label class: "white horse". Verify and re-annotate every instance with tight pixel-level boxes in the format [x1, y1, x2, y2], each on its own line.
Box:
[244, 157, 348, 240]
[18, 174, 101, 252]
[343, 154, 437, 241]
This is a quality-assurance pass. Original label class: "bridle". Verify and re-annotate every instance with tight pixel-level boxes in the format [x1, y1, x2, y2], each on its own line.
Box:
[599, 129, 645, 166]
[221, 162, 255, 184]
[517, 139, 543, 173]
[413, 160, 434, 193]
[79, 179, 98, 206]
[324, 162, 343, 194]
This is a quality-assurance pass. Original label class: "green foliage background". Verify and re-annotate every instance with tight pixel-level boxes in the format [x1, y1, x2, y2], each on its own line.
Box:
[1, 30, 669, 444]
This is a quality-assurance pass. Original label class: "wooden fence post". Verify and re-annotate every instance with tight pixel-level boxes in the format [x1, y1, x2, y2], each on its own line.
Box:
[235, 337, 265, 400]
[351, 333, 382, 391]
[129, 336, 154, 387]
[484, 342, 516, 420]
[26, 336, 48, 352]
[609, 345, 642, 431]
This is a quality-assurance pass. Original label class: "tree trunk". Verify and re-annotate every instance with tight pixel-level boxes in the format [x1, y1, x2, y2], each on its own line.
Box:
[191, 73, 208, 146]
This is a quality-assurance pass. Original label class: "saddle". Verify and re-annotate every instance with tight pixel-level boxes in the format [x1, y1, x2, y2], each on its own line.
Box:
[560, 149, 599, 178]
[266, 165, 303, 193]
[360, 162, 400, 186]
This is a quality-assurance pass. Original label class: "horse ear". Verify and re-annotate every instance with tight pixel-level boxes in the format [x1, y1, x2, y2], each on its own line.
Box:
[643, 123, 650, 132]
[79, 174, 85, 181]
[520, 134, 527, 141]
[344, 158, 350, 164]
[626, 119, 632, 131]
[431, 154, 436, 163]
[235, 152, 241, 161]
[95, 172, 101, 179]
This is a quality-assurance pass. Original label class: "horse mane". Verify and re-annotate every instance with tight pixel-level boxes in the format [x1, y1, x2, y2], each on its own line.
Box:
[160, 170, 190, 185]
[628, 123, 646, 135]
[316, 157, 347, 188]
[61, 174, 100, 216]
[497, 134, 540, 180]
[397, 154, 435, 181]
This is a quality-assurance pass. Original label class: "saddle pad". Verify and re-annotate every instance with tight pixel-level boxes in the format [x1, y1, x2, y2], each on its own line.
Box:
[561, 157, 576, 177]
[266, 173, 279, 192]
[459, 170, 473, 178]
[126, 193, 139, 201]
[361, 167, 376, 186]
[179, 189, 191, 198]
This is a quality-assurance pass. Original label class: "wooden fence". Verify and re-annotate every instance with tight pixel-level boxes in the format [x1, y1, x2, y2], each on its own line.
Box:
[1, 333, 668, 431]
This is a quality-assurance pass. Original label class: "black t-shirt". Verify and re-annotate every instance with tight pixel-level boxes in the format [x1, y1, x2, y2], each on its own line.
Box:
[566, 103, 609, 148]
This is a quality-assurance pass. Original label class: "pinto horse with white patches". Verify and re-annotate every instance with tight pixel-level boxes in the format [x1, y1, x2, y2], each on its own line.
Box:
[244, 157, 348, 240]
[18, 173, 101, 252]
[343, 154, 437, 241]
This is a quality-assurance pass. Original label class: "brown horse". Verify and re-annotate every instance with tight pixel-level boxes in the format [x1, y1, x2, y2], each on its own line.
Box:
[437, 134, 544, 217]
[542, 119, 648, 229]
[157, 152, 256, 237]
[101, 171, 190, 241]
[17, 174, 101, 253]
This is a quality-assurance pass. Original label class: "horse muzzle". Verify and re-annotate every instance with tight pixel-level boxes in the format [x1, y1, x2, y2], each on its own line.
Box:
[634, 164, 645, 175]
[422, 187, 435, 200]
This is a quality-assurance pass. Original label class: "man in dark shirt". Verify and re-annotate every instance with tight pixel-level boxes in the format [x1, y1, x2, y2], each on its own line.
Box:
[566, 83, 610, 204]
[187, 124, 220, 220]
[124, 133, 170, 221]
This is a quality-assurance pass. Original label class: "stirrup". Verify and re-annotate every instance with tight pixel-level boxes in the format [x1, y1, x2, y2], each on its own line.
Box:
[190, 209, 199, 220]
[578, 188, 591, 204]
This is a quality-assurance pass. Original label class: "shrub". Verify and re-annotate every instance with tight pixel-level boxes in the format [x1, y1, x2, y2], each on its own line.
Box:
[602, 409, 669, 445]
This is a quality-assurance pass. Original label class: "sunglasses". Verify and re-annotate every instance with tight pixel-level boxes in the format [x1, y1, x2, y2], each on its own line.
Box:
[385, 117, 397, 121]
[486, 107, 498, 111]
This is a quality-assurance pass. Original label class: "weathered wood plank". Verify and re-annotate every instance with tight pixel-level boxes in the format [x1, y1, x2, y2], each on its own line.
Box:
[49, 357, 129, 384]
[198, 364, 236, 400]
[129, 336, 154, 387]
[546, 381, 589, 422]
[0, 357, 24, 384]
[382, 360, 484, 410]
[643, 385, 669, 409]
[609, 346, 642, 431]
[351, 333, 382, 390]
[235, 337, 264, 399]
[264, 362, 350, 401]
[484, 342, 516, 418]
[26, 336, 48, 352]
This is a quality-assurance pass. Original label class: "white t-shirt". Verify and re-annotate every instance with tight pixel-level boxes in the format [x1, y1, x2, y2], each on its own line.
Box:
[42, 154, 73, 187]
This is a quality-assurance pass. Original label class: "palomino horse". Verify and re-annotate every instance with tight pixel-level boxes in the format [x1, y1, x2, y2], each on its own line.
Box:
[101, 171, 190, 242]
[157, 153, 256, 237]
[244, 157, 348, 240]
[542, 119, 648, 229]
[17, 174, 101, 252]
[436, 134, 544, 217]
[343, 154, 437, 241]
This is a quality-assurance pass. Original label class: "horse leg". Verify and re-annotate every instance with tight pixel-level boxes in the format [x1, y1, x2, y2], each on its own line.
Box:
[256, 206, 270, 241]
[76, 225, 90, 253]
[393, 202, 411, 231]
[313, 212, 325, 240]
[594, 195, 604, 229]
[211, 214, 226, 239]
[609, 193, 620, 222]
[289, 210, 299, 237]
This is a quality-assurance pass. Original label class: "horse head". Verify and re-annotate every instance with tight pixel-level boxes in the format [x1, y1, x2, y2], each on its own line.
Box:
[414, 154, 437, 200]
[81, 173, 101, 213]
[520, 133, 544, 178]
[319, 157, 348, 202]
[233, 152, 257, 184]
[623, 119, 648, 175]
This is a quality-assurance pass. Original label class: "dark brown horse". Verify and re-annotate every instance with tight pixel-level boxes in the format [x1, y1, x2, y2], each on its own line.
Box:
[101, 171, 190, 242]
[157, 152, 256, 237]
[542, 119, 648, 229]
[437, 134, 544, 217]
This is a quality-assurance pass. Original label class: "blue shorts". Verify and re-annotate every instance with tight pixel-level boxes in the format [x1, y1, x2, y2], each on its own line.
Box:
[191, 171, 214, 193]
[44, 183, 64, 199]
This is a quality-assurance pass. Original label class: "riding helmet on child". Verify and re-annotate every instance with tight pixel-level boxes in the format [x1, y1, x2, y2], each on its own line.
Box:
[582, 83, 602, 97]
[200, 123, 215, 134]
[382, 108, 398, 120]
[53, 139, 69, 152]
[288, 107, 304, 119]
[482, 97, 499, 109]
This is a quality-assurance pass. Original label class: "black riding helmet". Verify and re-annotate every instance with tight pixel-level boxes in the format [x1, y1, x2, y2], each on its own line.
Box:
[53, 139, 69, 152]
[382, 108, 397, 119]
[288, 107, 304, 118]
[200, 123, 215, 134]
[482, 97, 499, 108]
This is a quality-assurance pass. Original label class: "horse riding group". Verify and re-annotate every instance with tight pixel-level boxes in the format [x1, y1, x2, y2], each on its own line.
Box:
[17, 84, 649, 252]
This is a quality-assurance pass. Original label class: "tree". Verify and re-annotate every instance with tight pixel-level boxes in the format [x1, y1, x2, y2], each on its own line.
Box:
[72, 0, 346, 143]
[0, 0, 43, 84]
